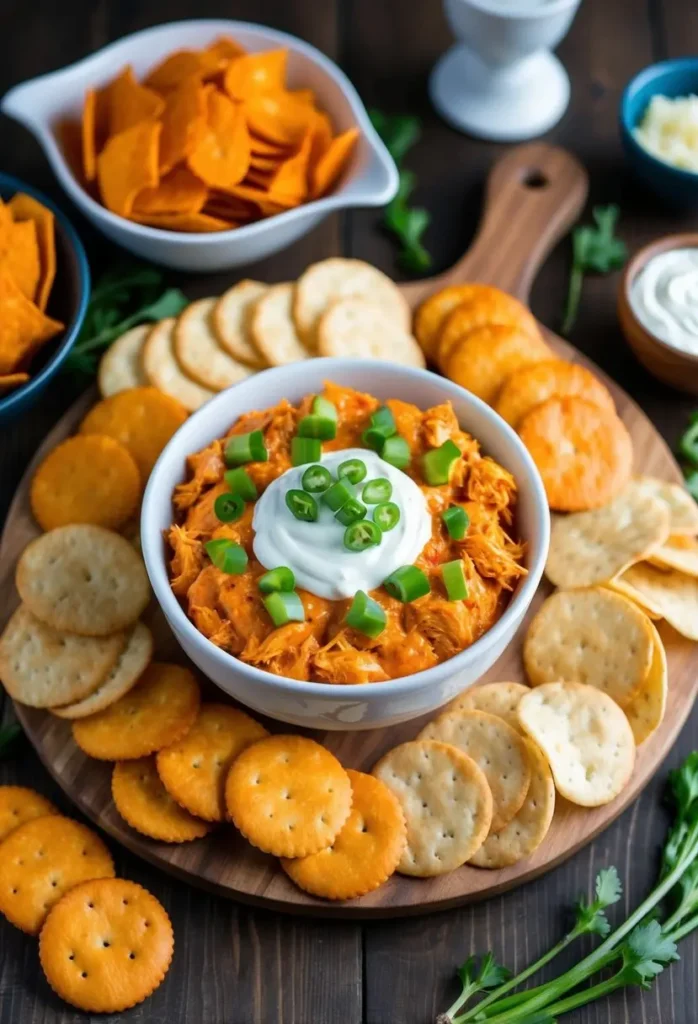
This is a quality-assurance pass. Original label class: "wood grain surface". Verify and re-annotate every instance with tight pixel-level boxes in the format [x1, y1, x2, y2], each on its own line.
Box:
[2, 0, 698, 1021]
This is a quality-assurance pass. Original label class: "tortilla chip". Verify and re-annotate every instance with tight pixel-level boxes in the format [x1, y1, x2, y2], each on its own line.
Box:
[0, 220, 40, 301]
[204, 36, 246, 66]
[106, 65, 165, 135]
[244, 91, 312, 147]
[8, 193, 57, 311]
[145, 50, 210, 92]
[311, 127, 359, 198]
[268, 131, 311, 204]
[81, 89, 99, 182]
[0, 268, 63, 373]
[222, 183, 292, 216]
[250, 135, 293, 158]
[133, 165, 207, 215]
[0, 198, 13, 238]
[97, 119, 161, 218]
[0, 372, 29, 390]
[223, 49, 287, 100]
[188, 88, 250, 189]
[158, 75, 206, 174]
[309, 110, 333, 169]
[131, 211, 232, 232]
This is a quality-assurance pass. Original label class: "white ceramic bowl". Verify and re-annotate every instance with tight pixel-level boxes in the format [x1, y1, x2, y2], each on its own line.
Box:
[141, 359, 550, 730]
[0, 20, 398, 272]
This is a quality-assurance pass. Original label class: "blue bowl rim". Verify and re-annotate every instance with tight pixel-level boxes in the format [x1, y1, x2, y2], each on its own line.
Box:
[620, 57, 698, 184]
[0, 171, 90, 416]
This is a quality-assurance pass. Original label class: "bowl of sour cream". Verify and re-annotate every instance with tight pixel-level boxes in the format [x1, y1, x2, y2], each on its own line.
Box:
[618, 233, 698, 396]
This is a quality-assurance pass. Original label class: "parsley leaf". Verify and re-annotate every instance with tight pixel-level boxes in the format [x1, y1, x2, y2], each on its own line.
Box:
[561, 205, 627, 335]
[617, 921, 679, 988]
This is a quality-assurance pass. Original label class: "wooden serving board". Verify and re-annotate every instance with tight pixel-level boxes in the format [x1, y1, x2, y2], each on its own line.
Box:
[2, 144, 697, 919]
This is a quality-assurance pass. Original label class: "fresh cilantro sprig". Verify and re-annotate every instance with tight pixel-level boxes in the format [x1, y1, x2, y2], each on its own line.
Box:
[561, 205, 627, 335]
[437, 953, 510, 1022]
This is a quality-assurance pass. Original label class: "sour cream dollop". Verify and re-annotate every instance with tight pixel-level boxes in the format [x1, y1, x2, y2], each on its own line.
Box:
[630, 248, 698, 355]
[252, 448, 432, 600]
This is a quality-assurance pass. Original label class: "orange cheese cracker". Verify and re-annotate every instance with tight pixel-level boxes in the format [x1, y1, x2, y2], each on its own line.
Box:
[112, 757, 212, 842]
[72, 662, 200, 760]
[225, 735, 352, 857]
[281, 770, 406, 900]
[39, 878, 173, 1013]
[414, 284, 485, 361]
[157, 703, 268, 821]
[97, 119, 161, 218]
[8, 192, 58, 310]
[30, 433, 141, 532]
[495, 359, 616, 429]
[0, 786, 57, 842]
[444, 323, 552, 405]
[0, 815, 114, 934]
[0, 267, 63, 374]
[438, 293, 543, 370]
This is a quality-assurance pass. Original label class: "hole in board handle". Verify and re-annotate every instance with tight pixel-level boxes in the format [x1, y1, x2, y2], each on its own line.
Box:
[521, 169, 549, 190]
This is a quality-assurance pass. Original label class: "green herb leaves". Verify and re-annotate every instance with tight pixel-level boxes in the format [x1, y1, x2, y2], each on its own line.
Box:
[561, 205, 627, 335]
[677, 413, 698, 499]
[574, 865, 622, 937]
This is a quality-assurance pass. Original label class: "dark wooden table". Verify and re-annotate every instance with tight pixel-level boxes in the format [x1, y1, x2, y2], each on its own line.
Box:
[2, 1, 698, 1022]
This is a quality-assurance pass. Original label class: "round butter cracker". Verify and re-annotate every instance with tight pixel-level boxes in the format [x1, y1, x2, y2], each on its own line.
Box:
[142, 318, 216, 412]
[97, 324, 149, 397]
[112, 757, 212, 842]
[0, 786, 57, 842]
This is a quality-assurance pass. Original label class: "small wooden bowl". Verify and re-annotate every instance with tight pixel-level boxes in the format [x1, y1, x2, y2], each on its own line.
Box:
[618, 232, 698, 396]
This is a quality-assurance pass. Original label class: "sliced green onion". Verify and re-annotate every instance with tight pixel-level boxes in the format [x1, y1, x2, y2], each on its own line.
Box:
[298, 414, 337, 441]
[214, 492, 244, 523]
[258, 567, 296, 593]
[422, 439, 461, 485]
[442, 559, 469, 601]
[322, 478, 355, 512]
[263, 590, 305, 627]
[383, 565, 430, 602]
[224, 467, 258, 501]
[344, 519, 381, 552]
[301, 464, 332, 493]
[361, 405, 397, 451]
[285, 489, 318, 522]
[381, 436, 411, 469]
[362, 477, 393, 504]
[313, 395, 338, 421]
[345, 590, 386, 638]
[291, 436, 322, 466]
[442, 505, 469, 540]
[373, 501, 400, 532]
[225, 430, 268, 466]
[205, 539, 248, 575]
[335, 497, 367, 526]
[337, 458, 367, 485]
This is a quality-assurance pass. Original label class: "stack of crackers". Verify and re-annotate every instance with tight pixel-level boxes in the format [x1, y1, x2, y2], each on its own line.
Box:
[98, 258, 423, 412]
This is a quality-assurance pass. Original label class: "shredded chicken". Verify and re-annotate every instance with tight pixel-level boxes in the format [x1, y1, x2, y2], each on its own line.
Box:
[466, 455, 518, 522]
[173, 440, 224, 513]
[313, 632, 389, 684]
[243, 624, 319, 680]
[168, 525, 204, 597]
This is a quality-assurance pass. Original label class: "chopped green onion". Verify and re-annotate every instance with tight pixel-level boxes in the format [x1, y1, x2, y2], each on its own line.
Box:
[263, 590, 305, 627]
[322, 478, 355, 512]
[291, 436, 322, 466]
[205, 539, 248, 575]
[361, 405, 397, 451]
[362, 477, 393, 504]
[383, 565, 430, 602]
[224, 467, 257, 501]
[441, 559, 469, 601]
[442, 505, 469, 540]
[686, 468, 698, 501]
[337, 458, 367, 485]
[258, 567, 296, 593]
[381, 435, 411, 469]
[344, 519, 381, 552]
[301, 464, 333, 493]
[312, 395, 338, 421]
[285, 489, 318, 522]
[335, 497, 367, 526]
[345, 590, 386, 638]
[214, 492, 245, 523]
[373, 501, 400, 532]
[225, 430, 268, 466]
[298, 414, 337, 441]
[422, 439, 461, 485]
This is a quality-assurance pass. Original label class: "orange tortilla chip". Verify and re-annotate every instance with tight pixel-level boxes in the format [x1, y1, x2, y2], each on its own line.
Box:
[133, 165, 207, 215]
[81, 89, 99, 182]
[244, 91, 312, 147]
[311, 127, 359, 198]
[223, 49, 287, 100]
[250, 135, 293, 157]
[158, 74, 206, 173]
[203, 36, 246, 67]
[0, 198, 13, 237]
[132, 211, 232, 232]
[1, 220, 41, 301]
[0, 268, 63, 373]
[8, 193, 57, 311]
[309, 110, 333, 169]
[223, 183, 293, 216]
[188, 88, 250, 189]
[97, 119, 161, 218]
[0, 372, 29, 390]
[106, 66, 165, 135]
[268, 131, 311, 203]
[145, 50, 209, 92]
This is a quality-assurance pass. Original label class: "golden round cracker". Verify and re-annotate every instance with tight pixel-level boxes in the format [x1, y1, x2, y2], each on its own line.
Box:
[545, 491, 671, 589]
[418, 709, 531, 832]
[443, 324, 551, 404]
[157, 703, 268, 821]
[213, 279, 268, 367]
[518, 396, 633, 512]
[281, 770, 406, 900]
[39, 878, 173, 1013]
[518, 682, 635, 807]
[97, 324, 149, 397]
[174, 297, 253, 391]
[629, 477, 698, 535]
[605, 574, 664, 619]
[317, 297, 425, 367]
[72, 662, 200, 760]
[449, 681, 530, 732]
[524, 587, 654, 707]
[494, 359, 616, 428]
[469, 739, 555, 868]
[293, 258, 411, 348]
[0, 604, 126, 708]
[225, 735, 352, 858]
[0, 815, 114, 934]
[142, 318, 216, 412]
[648, 535, 698, 576]
[414, 284, 489, 361]
[52, 622, 153, 720]
[112, 757, 212, 842]
[624, 620, 667, 745]
[79, 386, 187, 480]
[437, 291, 542, 369]
[30, 434, 141, 533]
[616, 563, 698, 641]
[372, 740, 492, 877]
[250, 282, 311, 365]
[16, 524, 150, 637]
[0, 787, 57, 842]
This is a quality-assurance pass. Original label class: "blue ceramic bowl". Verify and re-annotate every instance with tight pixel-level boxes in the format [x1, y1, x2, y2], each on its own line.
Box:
[621, 58, 698, 207]
[0, 173, 89, 424]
